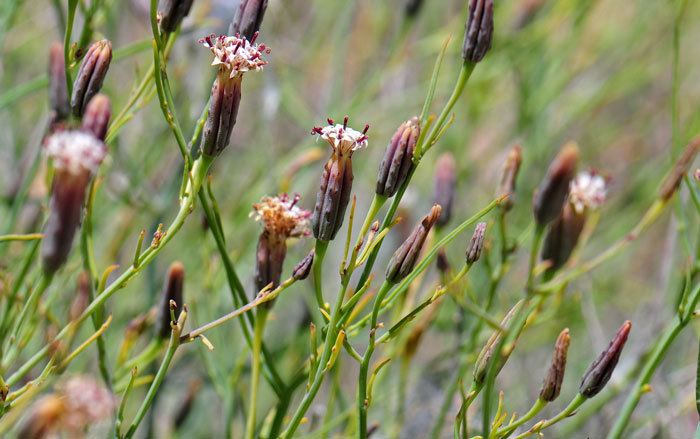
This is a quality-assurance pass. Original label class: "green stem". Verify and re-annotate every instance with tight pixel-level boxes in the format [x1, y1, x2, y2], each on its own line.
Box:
[512, 394, 586, 439]
[246, 308, 269, 439]
[314, 240, 329, 311]
[497, 398, 547, 438]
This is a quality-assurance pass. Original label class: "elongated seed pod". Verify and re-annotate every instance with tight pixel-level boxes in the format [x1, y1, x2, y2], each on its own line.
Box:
[386, 205, 442, 283]
[376, 117, 420, 197]
[71, 40, 112, 118]
[539, 328, 570, 402]
[229, 0, 269, 40]
[532, 143, 579, 226]
[579, 321, 631, 398]
[474, 300, 524, 385]
[156, 262, 185, 339]
[462, 0, 494, 63]
[466, 222, 487, 264]
[434, 152, 456, 227]
[496, 145, 522, 211]
[81, 94, 111, 141]
[541, 203, 585, 273]
[159, 0, 195, 33]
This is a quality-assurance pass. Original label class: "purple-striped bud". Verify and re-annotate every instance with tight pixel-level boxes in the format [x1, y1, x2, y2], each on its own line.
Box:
[71, 40, 112, 118]
[474, 299, 524, 385]
[466, 222, 487, 264]
[229, 0, 269, 41]
[496, 145, 522, 211]
[293, 250, 315, 280]
[462, 0, 494, 63]
[41, 131, 107, 274]
[156, 262, 185, 339]
[159, 0, 195, 34]
[311, 117, 369, 241]
[255, 231, 286, 293]
[659, 136, 700, 201]
[541, 203, 585, 273]
[376, 117, 420, 197]
[434, 152, 457, 227]
[539, 328, 570, 402]
[48, 42, 69, 126]
[386, 205, 441, 283]
[532, 143, 579, 226]
[81, 94, 111, 141]
[579, 321, 631, 398]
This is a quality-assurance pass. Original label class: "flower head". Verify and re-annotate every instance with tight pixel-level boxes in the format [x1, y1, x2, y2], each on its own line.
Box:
[569, 171, 607, 214]
[199, 32, 269, 78]
[312, 116, 369, 155]
[45, 130, 107, 176]
[60, 376, 115, 431]
[252, 193, 311, 239]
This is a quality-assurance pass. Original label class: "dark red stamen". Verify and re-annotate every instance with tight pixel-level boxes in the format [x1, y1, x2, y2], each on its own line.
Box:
[343, 115, 349, 129]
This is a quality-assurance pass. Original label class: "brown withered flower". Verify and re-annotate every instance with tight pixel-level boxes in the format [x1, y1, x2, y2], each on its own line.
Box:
[658, 136, 700, 200]
[434, 152, 457, 227]
[81, 94, 111, 141]
[48, 42, 69, 127]
[156, 262, 185, 339]
[159, 0, 195, 34]
[462, 0, 494, 63]
[532, 142, 579, 226]
[376, 117, 420, 197]
[466, 222, 487, 264]
[71, 39, 112, 118]
[41, 130, 107, 275]
[539, 328, 570, 402]
[386, 205, 441, 283]
[496, 145, 522, 211]
[580, 321, 632, 398]
[229, 0, 269, 40]
[311, 117, 369, 241]
[199, 33, 269, 156]
[252, 194, 311, 295]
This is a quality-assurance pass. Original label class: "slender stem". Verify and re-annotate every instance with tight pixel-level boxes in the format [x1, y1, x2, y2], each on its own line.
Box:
[512, 394, 586, 439]
[246, 308, 269, 439]
[64, 0, 78, 97]
[497, 398, 547, 438]
[314, 240, 329, 311]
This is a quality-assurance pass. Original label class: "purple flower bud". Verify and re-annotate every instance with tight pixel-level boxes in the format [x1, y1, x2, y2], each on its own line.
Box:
[541, 203, 585, 273]
[659, 136, 700, 201]
[580, 321, 631, 398]
[466, 222, 487, 264]
[255, 231, 287, 293]
[532, 143, 579, 226]
[462, 0, 494, 63]
[159, 0, 195, 34]
[71, 40, 112, 118]
[81, 94, 111, 141]
[474, 300, 524, 385]
[496, 145, 522, 211]
[386, 205, 442, 283]
[156, 262, 185, 339]
[293, 250, 315, 280]
[200, 75, 242, 157]
[376, 117, 420, 197]
[229, 0, 269, 41]
[539, 328, 570, 402]
[433, 152, 457, 227]
[48, 42, 69, 125]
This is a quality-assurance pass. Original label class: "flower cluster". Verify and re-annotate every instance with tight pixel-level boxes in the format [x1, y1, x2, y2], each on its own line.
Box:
[569, 171, 607, 214]
[312, 117, 369, 155]
[45, 130, 107, 176]
[252, 193, 311, 239]
[199, 33, 269, 78]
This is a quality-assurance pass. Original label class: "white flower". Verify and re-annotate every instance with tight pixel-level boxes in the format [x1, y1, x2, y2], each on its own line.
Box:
[199, 33, 269, 78]
[45, 130, 107, 176]
[312, 117, 369, 153]
[569, 171, 606, 213]
[252, 193, 311, 238]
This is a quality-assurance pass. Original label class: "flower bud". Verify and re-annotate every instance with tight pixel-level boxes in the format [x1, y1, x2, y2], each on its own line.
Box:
[159, 0, 195, 34]
[466, 222, 487, 264]
[496, 145, 522, 211]
[69, 272, 91, 321]
[434, 152, 456, 227]
[311, 118, 369, 241]
[541, 203, 585, 273]
[156, 262, 185, 339]
[405, 0, 426, 18]
[81, 94, 111, 141]
[658, 136, 700, 200]
[71, 40, 112, 118]
[386, 205, 441, 283]
[539, 328, 570, 402]
[293, 250, 315, 280]
[41, 131, 107, 274]
[532, 142, 579, 226]
[229, 0, 269, 41]
[474, 300, 524, 385]
[255, 231, 287, 292]
[376, 117, 420, 197]
[48, 42, 69, 126]
[462, 0, 494, 63]
[579, 320, 631, 398]
[436, 248, 450, 274]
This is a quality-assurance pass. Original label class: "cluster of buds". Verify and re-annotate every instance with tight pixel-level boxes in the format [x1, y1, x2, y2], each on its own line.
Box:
[199, 32, 269, 156]
[71, 40, 112, 118]
[433, 152, 457, 227]
[311, 117, 369, 241]
[156, 262, 186, 339]
[376, 117, 420, 197]
[386, 205, 441, 283]
[229, 0, 269, 40]
[159, 0, 195, 34]
[462, 0, 495, 63]
[252, 194, 311, 302]
[532, 142, 579, 226]
[496, 145, 522, 211]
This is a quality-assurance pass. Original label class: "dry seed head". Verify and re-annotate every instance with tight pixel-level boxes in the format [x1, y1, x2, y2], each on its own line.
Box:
[376, 117, 420, 197]
[466, 222, 487, 264]
[434, 152, 457, 227]
[539, 328, 570, 402]
[386, 205, 442, 283]
[496, 145, 522, 211]
[658, 136, 700, 200]
[579, 321, 631, 398]
[533, 142, 579, 225]
[252, 193, 311, 239]
[229, 0, 269, 40]
[199, 33, 269, 78]
[569, 171, 607, 214]
[45, 130, 107, 176]
[462, 0, 494, 63]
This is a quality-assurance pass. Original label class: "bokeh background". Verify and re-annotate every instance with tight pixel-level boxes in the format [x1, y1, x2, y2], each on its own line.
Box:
[2, 0, 700, 437]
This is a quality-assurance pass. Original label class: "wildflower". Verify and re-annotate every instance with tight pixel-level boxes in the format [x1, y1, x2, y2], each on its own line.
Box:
[658, 136, 700, 200]
[580, 321, 632, 398]
[466, 222, 487, 264]
[48, 42, 69, 126]
[386, 205, 441, 283]
[311, 117, 369, 241]
[253, 194, 311, 294]
[41, 130, 107, 274]
[229, 0, 269, 40]
[539, 328, 570, 402]
[81, 94, 111, 141]
[198, 33, 269, 156]
[532, 142, 579, 226]
[71, 40, 112, 117]
[156, 262, 185, 339]
[434, 152, 456, 227]
[496, 145, 522, 211]
[159, 0, 195, 34]
[462, 0, 494, 63]
[293, 250, 315, 280]
[569, 171, 607, 214]
[376, 117, 420, 197]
